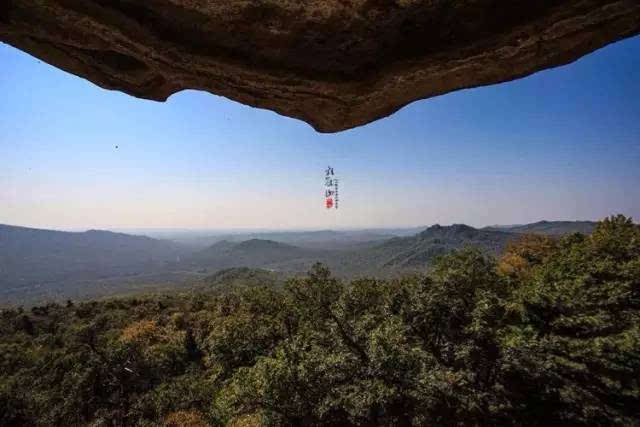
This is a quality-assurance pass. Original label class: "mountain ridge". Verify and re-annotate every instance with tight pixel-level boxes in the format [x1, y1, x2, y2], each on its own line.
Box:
[0, 220, 605, 304]
[483, 220, 597, 235]
[0, 224, 187, 289]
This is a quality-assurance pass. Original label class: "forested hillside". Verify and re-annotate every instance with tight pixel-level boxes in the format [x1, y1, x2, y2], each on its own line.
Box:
[190, 239, 327, 269]
[325, 224, 516, 276]
[201, 267, 284, 290]
[1, 215, 638, 426]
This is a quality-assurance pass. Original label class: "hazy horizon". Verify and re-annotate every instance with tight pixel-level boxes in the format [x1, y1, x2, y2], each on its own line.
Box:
[0, 217, 610, 236]
[2, 36, 640, 230]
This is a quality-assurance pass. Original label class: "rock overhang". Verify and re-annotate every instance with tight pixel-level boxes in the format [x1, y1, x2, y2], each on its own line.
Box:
[1, 0, 639, 132]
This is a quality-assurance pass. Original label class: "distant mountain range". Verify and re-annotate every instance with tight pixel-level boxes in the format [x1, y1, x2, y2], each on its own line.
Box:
[0, 220, 601, 304]
[156, 229, 397, 250]
[0, 224, 186, 290]
[188, 223, 519, 277]
[180, 221, 601, 276]
[314, 224, 515, 276]
[483, 220, 596, 235]
[217, 230, 397, 250]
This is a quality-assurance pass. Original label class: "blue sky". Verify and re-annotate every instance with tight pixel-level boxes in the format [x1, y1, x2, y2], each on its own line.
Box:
[1, 36, 639, 230]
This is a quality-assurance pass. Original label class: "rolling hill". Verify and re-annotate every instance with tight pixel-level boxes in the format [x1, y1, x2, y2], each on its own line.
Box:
[189, 239, 329, 271]
[0, 224, 188, 289]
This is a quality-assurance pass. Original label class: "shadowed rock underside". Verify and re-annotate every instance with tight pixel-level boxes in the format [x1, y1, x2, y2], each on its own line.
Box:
[1, 0, 639, 132]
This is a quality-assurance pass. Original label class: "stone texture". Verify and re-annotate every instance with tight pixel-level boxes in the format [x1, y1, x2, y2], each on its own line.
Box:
[1, 0, 639, 132]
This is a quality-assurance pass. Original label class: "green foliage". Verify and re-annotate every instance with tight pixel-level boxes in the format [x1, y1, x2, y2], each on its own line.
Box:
[1, 216, 639, 426]
[503, 214, 640, 425]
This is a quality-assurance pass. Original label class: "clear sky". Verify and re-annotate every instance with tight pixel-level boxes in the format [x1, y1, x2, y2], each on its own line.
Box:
[1, 36, 639, 231]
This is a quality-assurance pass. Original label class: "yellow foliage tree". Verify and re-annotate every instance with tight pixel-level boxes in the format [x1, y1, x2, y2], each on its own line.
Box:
[121, 319, 158, 343]
[498, 233, 556, 278]
[164, 409, 208, 427]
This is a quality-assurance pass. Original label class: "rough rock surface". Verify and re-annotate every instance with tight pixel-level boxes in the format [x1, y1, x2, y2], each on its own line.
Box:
[2, 1, 639, 132]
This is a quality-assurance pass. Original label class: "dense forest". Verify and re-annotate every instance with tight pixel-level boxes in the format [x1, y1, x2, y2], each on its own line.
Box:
[1, 215, 638, 426]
